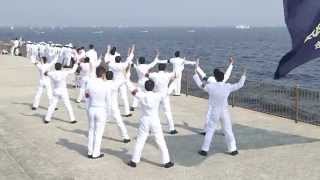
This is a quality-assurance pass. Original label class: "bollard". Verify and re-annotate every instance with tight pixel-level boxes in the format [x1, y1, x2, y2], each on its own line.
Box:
[293, 84, 300, 123]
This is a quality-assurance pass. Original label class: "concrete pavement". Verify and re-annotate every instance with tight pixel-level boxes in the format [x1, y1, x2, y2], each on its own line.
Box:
[0, 55, 319, 180]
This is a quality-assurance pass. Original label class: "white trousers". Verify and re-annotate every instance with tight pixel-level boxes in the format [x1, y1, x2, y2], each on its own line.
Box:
[173, 72, 182, 95]
[77, 76, 89, 102]
[33, 80, 53, 108]
[118, 83, 130, 115]
[88, 107, 106, 157]
[108, 105, 130, 139]
[203, 106, 222, 132]
[131, 79, 146, 108]
[45, 89, 75, 122]
[132, 119, 170, 164]
[160, 96, 175, 131]
[201, 108, 237, 152]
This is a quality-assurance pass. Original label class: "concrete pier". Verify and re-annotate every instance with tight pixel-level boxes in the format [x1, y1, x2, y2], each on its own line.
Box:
[0, 55, 319, 180]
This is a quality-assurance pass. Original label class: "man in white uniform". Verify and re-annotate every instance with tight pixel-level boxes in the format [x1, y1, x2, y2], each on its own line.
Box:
[76, 57, 92, 103]
[44, 62, 79, 124]
[86, 66, 108, 159]
[196, 58, 234, 135]
[86, 44, 99, 77]
[31, 56, 57, 110]
[107, 45, 135, 117]
[30, 43, 39, 63]
[126, 79, 174, 168]
[10, 38, 19, 56]
[158, 51, 196, 96]
[193, 63, 246, 156]
[130, 53, 159, 111]
[104, 46, 120, 64]
[148, 63, 178, 134]
[104, 71, 131, 143]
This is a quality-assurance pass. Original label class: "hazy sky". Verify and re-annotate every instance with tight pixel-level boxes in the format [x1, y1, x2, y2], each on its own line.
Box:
[0, 0, 284, 27]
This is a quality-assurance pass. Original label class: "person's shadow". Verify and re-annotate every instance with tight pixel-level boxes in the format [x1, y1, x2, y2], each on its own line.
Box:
[55, 120, 320, 167]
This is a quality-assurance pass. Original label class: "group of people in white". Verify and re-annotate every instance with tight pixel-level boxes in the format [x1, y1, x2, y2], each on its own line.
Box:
[26, 41, 246, 168]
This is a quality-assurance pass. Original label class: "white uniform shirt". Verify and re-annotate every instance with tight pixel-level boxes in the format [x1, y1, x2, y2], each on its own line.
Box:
[79, 63, 91, 77]
[86, 49, 98, 63]
[47, 64, 78, 92]
[104, 52, 120, 64]
[194, 74, 246, 108]
[169, 57, 195, 73]
[86, 78, 108, 108]
[149, 71, 174, 95]
[108, 53, 134, 81]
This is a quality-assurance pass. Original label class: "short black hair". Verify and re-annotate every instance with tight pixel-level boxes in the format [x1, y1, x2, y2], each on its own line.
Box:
[110, 47, 116, 55]
[214, 70, 224, 82]
[55, 63, 62, 70]
[89, 44, 94, 49]
[84, 57, 90, 63]
[138, 57, 146, 64]
[106, 71, 114, 80]
[115, 56, 121, 63]
[145, 79, 155, 91]
[158, 63, 166, 71]
[42, 56, 47, 64]
[174, 51, 180, 57]
[96, 66, 106, 78]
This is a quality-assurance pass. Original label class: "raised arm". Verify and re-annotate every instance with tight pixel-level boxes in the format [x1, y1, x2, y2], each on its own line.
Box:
[229, 69, 246, 92]
[195, 59, 208, 80]
[183, 58, 196, 65]
[193, 73, 208, 92]
[104, 45, 111, 63]
[124, 44, 135, 64]
[66, 63, 79, 75]
[223, 57, 234, 83]
[147, 50, 160, 69]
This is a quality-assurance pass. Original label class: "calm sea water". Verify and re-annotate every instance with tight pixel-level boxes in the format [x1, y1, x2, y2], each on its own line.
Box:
[0, 27, 319, 89]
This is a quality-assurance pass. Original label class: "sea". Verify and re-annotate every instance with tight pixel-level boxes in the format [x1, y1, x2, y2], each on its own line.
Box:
[0, 27, 319, 90]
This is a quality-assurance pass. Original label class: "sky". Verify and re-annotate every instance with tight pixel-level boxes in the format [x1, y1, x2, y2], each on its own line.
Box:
[0, 0, 284, 27]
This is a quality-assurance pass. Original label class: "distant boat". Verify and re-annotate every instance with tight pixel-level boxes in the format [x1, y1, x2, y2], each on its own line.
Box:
[10, 26, 14, 30]
[140, 30, 149, 33]
[92, 31, 104, 34]
[187, 29, 196, 33]
[235, 25, 251, 30]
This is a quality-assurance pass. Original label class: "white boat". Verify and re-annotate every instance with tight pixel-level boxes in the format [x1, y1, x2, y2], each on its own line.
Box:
[140, 30, 149, 33]
[92, 31, 104, 34]
[235, 25, 251, 30]
[10, 26, 14, 30]
[187, 29, 196, 33]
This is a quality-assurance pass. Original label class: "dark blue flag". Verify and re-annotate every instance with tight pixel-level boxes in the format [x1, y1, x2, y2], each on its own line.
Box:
[274, 0, 320, 79]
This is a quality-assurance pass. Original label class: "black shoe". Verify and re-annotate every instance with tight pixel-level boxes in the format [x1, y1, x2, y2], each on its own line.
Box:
[130, 107, 135, 112]
[87, 155, 93, 158]
[123, 114, 132, 117]
[92, 154, 104, 159]
[31, 107, 37, 110]
[199, 132, 206, 136]
[198, 150, 208, 156]
[123, 139, 131, 143]
[44, 120, 50, 124]
[70, 120, 78, 124]
[164, 162, 174, 168]
[55, 108, 58, 111]
[169, 130, 178, 135]
[127, 161, 137, 168]
[229, 150, 239, 156]
[173, 94, 181, 96]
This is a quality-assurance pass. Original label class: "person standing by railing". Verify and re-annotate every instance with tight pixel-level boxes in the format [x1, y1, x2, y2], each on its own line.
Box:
[195, 57, 234, 135]
[193, 60, 246, 157]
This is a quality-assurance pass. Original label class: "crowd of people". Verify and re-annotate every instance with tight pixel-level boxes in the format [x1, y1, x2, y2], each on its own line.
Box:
[25, 41, 246, 168]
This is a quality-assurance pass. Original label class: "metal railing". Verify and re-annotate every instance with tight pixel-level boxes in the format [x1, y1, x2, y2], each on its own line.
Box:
[182, 69, 320, 126]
